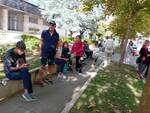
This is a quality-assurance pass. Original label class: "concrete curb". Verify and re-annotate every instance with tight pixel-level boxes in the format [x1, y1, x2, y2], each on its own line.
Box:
[60, 61, 104, 113]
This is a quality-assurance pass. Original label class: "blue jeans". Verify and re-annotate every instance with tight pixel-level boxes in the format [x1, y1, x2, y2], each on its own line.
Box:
[55, 58, 66, 73]
[6, 68, 33, 94]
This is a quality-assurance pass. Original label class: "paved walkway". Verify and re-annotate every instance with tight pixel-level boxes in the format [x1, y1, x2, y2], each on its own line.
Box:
[0, 52, 135, 113]
[0, 59, 98, 113]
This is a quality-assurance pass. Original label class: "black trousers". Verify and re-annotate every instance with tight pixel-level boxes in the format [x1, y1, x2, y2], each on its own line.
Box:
[75, 56, 82, 71]
[85, 51, 93, 59]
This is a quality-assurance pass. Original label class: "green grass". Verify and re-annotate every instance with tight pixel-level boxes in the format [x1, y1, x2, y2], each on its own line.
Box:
[69, 62, 144, 113]
[0, 58, 41, 79]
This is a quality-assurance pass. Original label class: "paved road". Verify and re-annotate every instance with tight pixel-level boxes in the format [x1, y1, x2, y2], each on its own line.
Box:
[0, 60, 95, 113]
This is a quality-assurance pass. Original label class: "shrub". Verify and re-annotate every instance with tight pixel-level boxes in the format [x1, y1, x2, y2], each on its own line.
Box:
[62, 37, 74, 43]
[0, 45, 14, 60]
[21, 34, 40, 52]
[85, 39, 98, 45]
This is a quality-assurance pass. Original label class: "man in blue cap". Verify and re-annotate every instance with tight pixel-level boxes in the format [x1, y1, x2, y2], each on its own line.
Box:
[39, 20, 59, 86]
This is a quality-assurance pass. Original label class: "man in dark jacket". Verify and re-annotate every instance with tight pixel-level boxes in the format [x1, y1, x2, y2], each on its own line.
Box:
[39, 20, 59, 86]
[4, 41, 36, 101]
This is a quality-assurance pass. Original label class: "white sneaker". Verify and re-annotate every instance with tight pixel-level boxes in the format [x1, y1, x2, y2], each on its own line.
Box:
[63, 75, 67, 79]
[58, 73, 62, 78]
[91, 64, 95, 68]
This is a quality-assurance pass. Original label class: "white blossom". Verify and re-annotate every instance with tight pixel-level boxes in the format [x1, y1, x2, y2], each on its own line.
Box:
[38, 0, 104, 33]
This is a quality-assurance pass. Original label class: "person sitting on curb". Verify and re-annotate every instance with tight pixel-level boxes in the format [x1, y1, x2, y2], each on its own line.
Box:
[3, 41, 36, 101]
[55, 40, 68, 79]
[84, 40, 93, 59]
[62, 41, 72, 73]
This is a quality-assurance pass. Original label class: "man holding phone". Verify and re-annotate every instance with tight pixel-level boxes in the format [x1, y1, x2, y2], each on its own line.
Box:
[3, 41, 36, 101]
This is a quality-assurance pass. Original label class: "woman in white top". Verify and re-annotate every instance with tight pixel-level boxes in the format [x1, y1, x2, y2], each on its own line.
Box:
[55, 40, 68, 78]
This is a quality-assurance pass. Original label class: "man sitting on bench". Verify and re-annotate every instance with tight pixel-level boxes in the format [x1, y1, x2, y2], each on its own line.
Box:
[3, 41, 36, 101]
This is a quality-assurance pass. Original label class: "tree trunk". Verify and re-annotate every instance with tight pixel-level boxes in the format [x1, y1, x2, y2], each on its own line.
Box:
[119, 38, 128, 63]
[120, 38, 125, 48]
[138, 68, 150, 113]
[119, 18, 132, 63]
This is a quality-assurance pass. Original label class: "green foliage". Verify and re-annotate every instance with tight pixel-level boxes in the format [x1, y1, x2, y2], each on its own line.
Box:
[29, 28, 40, 32]
[114, 46, 121, 53]
[70, 62, 144, 113]
[81, 0, 150, 38]
[0, 45, 14, 60]
[0, 47, 7, 60]
[21, 34, 40, 52]
[62, 37, 75, 43]
[85, 39, 98, 45]
[96, 23, 107, 39]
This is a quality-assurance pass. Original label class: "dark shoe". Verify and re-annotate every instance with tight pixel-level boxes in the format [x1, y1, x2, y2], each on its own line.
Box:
[79, 69, 82, 73]
[22, 93, 37, 102]
[44, 78, 53, 85]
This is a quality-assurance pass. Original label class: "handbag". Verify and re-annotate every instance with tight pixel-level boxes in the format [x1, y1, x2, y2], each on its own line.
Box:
[136, 57, 141, 63]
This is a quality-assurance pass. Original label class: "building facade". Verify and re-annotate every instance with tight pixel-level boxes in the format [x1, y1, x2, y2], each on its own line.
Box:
[0, 0, 48, 42]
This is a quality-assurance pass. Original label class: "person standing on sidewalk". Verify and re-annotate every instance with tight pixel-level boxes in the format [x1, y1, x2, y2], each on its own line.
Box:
[104, 36, 114, 65]
[3, 41, 36, 101]
[71, 35, 84, 73]
[137, 40, 150, 81]
[39, 20, 59, 86]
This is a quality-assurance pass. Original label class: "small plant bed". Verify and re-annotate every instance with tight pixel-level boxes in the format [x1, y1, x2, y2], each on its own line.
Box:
[69, 62, 144, 113]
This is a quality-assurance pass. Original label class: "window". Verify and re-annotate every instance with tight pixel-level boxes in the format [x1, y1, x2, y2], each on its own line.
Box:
[29, 16, 38, 24]
[8, 11, 24, 31]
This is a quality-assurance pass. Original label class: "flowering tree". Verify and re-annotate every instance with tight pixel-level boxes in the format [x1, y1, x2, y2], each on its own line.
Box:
[37, 0, 103, 35]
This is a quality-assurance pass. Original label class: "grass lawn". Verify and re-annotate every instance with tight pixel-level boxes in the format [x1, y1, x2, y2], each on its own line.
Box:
[0, 58, 41, 79]
[69, 62, 144, 113]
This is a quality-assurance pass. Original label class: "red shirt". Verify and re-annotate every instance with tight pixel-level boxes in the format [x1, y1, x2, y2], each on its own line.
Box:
[71, 42, 84, 57]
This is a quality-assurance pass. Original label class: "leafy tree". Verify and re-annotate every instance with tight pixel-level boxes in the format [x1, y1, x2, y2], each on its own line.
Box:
[81, 0, 150, 63]
[81, 1, 150, 112]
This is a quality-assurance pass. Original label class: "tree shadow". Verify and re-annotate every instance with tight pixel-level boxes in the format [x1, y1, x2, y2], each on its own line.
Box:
[70, 62, 144, 113]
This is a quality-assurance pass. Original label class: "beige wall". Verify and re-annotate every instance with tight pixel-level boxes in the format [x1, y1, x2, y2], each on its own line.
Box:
[0, 8, 2, 29]
[2, 8, 8, 31]
[0, 7, 47, 34]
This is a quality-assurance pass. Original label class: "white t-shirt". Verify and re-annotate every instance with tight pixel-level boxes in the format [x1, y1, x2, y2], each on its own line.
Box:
[56, 47, 62, 58]
[105, 39, 114, 53]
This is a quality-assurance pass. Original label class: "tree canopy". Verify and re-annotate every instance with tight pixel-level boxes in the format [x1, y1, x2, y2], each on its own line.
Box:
[38, 0, 104, 33]
[81, 0, 150, 38]
[81, 0, 150, 63]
